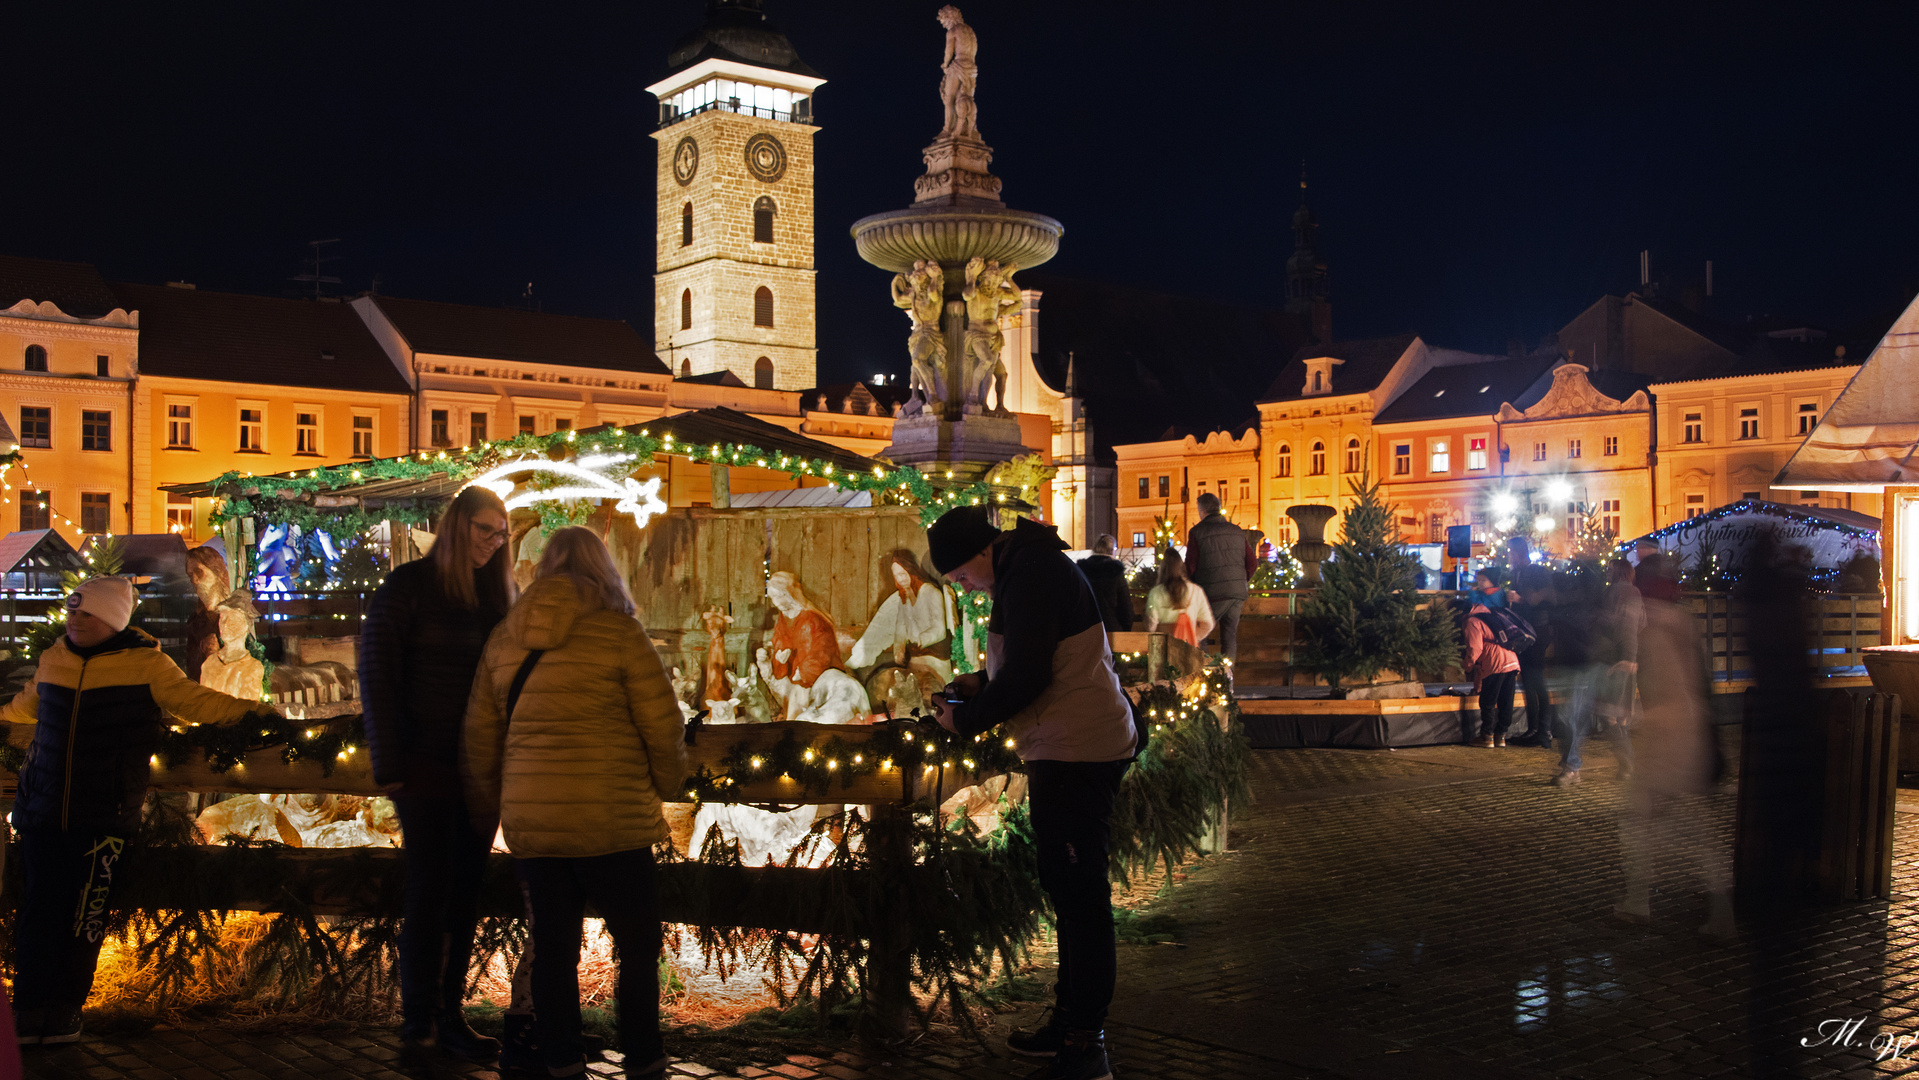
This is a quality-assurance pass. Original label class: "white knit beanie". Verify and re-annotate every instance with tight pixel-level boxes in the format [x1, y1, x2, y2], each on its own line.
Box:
[67, 577, 137, 632]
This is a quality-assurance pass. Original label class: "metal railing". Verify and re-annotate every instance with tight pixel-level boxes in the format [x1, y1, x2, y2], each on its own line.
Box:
[660, 99, 811, 127]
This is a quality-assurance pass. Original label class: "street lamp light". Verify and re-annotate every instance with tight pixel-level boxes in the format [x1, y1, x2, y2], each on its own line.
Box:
[1491, 492, 1519, 516]
[1545, 479, 1574, 503]
[1533, 513, 1555, 534]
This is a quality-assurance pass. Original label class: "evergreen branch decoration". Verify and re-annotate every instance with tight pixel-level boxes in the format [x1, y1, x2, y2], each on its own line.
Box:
[1293, 476, 1459, 691]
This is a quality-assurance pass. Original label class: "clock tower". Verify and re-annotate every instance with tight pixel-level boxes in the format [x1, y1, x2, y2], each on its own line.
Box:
[648, 0, 823, 390]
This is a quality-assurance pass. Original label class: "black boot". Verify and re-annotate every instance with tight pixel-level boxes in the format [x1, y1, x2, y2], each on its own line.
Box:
[437, 1008, 502, 1063]
[501, 1013, 540, 1072]
[1025, 1028, 1112, 1080]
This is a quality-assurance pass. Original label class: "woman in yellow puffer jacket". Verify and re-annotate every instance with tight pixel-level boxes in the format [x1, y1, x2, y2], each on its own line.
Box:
[462, 526, 686, 1080]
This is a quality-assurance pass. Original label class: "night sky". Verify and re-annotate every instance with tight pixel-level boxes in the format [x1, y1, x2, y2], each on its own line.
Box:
[6, 1, 1916, 385]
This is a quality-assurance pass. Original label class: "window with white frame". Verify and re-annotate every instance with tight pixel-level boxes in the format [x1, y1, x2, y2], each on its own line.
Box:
[1392, 443, 1410, 475]
[1568, 438, 1582, 459]
[167, 401, 194, 448]
[295, 409, 320, 455]
[1533, 441, 1546, 462]
[1132, 531, 1145, 547]
[1685, 492, 1706, 518]
[352, 414, 375, 457]
[1600, 498, 1620, 535]
[1276, 445, 1293, 478]
[166, 492, 195, 537]
[1738, 406, 1760, 440]
[238, 404, 265, 452]
[1344, 438, 1361, 473]
[1604, 435, 1619, 456]
[1309, 441, 1326, 475]
[1467, 437, 1488, 471]
[1429, 439, 1449, 473]
[1239, 478, 1251, 502]
[1797, 401, 1820, 435]
[1683, 411, 1704, 443]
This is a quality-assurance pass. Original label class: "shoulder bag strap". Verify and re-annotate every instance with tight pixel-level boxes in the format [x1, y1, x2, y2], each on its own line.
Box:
[506, 649, 545, 722]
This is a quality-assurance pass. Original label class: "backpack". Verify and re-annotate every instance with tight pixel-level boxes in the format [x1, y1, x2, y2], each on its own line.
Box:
[1473, 607, 1538, 654]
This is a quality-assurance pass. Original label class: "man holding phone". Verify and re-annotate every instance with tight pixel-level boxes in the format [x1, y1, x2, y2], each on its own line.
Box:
[927, 506, 1137, 1080]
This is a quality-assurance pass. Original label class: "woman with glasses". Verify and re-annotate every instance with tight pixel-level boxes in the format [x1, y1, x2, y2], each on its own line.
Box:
[359, 486, 516, 1062]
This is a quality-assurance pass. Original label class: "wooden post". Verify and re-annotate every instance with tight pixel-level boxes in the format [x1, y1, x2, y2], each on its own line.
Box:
[861, 803, 914, 1042]
[1146, 632, 1169, 683]
[711, 464, 731, 509]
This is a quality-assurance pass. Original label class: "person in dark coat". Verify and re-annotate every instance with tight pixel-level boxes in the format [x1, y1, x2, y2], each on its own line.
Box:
[1184, 493, 1254, 662]
[1508, 567, 1556, 749]
[1076, 533, 1133, 636]
[929, 508, 1137, 1080]
[359, 486, 515, 1062]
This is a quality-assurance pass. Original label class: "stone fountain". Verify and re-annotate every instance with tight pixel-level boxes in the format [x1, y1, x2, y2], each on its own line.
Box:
[852, 5, 1063, 481]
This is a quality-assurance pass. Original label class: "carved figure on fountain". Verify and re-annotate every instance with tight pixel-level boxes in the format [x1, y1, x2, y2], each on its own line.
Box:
[892, 260, 948, 415]
[937, 6, 980, 141]
[961, 256, 1018, 416]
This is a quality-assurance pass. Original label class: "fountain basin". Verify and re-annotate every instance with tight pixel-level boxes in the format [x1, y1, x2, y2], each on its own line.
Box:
[851, 204, 1062, 274]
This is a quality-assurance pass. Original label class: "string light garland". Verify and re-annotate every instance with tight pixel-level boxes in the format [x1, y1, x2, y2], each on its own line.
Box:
[680, 714, 1023, 804]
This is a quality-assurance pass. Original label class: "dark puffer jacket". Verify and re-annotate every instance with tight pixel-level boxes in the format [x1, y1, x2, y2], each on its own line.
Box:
[359, 558, 507, 795]
[1185, 513, 1252, 603]
[2, 627, 263, 832]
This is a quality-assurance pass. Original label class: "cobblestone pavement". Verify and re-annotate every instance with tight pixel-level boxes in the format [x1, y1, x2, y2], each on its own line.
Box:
[25, 732, 1919, 1079]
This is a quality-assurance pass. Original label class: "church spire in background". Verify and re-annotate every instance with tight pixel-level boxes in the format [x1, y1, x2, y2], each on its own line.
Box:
[1286, 163, 1331, 344]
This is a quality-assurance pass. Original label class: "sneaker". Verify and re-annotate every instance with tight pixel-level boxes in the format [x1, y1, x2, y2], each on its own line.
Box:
[1493, 735, 1508, 748]
[438, 1010, 502, 1063]
[39, 1007, 83, 1045]
[1553, 769, 1581, 787]
[1007, 1010, 1064, 1057]
[1026, 1030, 1112, 1080]
[13, 1008, 43, 1047]
[1472, 734, 1495, 748]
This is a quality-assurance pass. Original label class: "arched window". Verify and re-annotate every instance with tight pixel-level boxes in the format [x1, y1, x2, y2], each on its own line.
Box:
[753, 286, 774, 327]
[680, 289, 692, 330]
[680, 358, 692, 378]
[753, 196, 776, 244]
[681, 202, 693, 247]
[23, 345, 47, 372]
[1310, 370, 1322, 393]
[754, 356, 774, 388]
[1344, 437, 1361, 473]
[1276, 444, 1293, 479]
[1310, 440, 1326, 476]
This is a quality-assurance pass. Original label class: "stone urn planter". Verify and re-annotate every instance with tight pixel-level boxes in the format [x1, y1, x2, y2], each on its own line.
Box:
[1862, 645, 1919, 771]
[1287, 504, 1338, 585]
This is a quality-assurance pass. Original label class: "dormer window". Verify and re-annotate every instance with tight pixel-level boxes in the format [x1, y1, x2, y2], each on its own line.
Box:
[1300, 356, 1344, 397]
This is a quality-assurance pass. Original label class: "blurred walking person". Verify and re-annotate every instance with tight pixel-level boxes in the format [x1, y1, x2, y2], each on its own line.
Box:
[1557, 558, 1642, 786]
[1508, 567, 1556, 748]
[1613, 553, 1732, 938]
[1462, 594, 1521, 747]
[360, 486, 515, 1062]
[1144, 547, 1213, 649]
[463, 527, 687, 1080]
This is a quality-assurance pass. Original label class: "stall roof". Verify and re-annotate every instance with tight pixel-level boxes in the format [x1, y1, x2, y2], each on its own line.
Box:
[1775, 289, 1919, 492]
[163, 407, 886, 508]
[0, 529, 85, 575]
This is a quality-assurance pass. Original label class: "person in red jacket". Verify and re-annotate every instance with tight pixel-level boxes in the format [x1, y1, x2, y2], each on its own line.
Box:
[1462, 600, 1521, 747]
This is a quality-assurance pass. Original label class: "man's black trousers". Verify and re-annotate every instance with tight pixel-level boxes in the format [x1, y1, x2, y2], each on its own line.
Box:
[1026, 758, 1131, 1032]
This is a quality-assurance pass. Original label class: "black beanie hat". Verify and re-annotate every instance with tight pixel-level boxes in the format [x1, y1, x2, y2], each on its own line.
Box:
[927, 505, 1001, 575]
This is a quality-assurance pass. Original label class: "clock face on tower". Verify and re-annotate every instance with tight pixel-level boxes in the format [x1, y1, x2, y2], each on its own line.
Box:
[744, 133, 787, 183]
[673, 137, 699, 186]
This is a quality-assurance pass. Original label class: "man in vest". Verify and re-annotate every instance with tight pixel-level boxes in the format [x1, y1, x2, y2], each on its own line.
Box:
[1184, 493, 1254, 664]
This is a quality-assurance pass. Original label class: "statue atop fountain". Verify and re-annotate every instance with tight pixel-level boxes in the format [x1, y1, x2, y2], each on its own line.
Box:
[853, 6, 1062, 477]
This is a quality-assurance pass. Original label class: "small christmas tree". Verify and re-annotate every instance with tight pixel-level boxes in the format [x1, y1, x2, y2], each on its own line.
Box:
[1294, 477, 1458, 690]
